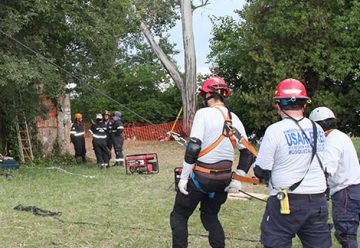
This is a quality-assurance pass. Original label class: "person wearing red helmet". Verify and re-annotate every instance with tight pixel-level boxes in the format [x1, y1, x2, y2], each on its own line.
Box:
[102, 110, 113, 161]
[254, 79, 331, 248]
[170, 76, 253, 248]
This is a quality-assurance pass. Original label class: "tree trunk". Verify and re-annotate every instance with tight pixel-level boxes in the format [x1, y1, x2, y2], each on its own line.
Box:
[56, 94, 72, 155]
[138, 0, 198, 135]
[180, 0, 197, 135]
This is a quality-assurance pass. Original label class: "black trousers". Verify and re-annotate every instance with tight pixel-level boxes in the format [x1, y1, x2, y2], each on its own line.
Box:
[106, 136, 112, 159]
[73, 136, 86, 159]
[92, 138, 109, 164]
[170, 179, 228, 248]
[112, 135, 124, 162]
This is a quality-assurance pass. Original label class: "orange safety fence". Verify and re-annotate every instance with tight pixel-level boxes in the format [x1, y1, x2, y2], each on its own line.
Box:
[124, 121, 185, 141]
[84, 121, 185, 141]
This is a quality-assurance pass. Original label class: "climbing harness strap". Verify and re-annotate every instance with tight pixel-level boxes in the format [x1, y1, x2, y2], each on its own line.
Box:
[198, 106, 236, 158]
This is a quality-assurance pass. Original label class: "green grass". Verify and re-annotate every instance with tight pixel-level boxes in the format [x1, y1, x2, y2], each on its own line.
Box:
[0, 140, 358, 247]
[352, 137, 360, 154]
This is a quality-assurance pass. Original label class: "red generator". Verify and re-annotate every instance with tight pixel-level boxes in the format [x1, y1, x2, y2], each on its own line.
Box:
[125, 153, 159, 175]
[174, 167, 182, 191]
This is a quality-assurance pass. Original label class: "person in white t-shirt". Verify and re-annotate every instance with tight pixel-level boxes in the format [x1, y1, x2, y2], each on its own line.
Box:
[254, 79, 331, 248]
[170, 76, 253, 248]
[310, 106, 360, 248]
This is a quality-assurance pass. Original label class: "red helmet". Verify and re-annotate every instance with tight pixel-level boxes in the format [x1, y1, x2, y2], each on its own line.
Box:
[274, 78, 309, 100]
[198, 76, 230, 97]
[102, 110, 110, 116]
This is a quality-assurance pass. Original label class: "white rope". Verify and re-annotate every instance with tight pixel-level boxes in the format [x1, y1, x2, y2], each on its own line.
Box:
[46, 167, 96, 179]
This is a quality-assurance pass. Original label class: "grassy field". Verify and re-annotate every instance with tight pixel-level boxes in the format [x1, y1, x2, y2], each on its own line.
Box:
[352, 137, 360, 152]
[0, 139, 358, 248]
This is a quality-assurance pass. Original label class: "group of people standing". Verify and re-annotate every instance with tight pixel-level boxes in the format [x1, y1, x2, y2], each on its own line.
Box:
[171, 76, 360, 248]
[70, 110, 125, 168]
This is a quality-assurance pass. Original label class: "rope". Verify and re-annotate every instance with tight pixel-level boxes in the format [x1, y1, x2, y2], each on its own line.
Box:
[14, 204, 260, 243]
[14, 204, 62, 217]
[46, 166, 96, 179]
[238, 189, 267, 203]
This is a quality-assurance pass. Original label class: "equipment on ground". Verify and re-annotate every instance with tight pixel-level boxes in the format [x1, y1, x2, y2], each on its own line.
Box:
[0, 159, 19, 170]
[125, 153, 159, 174]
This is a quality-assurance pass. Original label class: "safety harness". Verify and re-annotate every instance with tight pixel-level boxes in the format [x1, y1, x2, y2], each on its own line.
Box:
[193, 106, 236, 174]
[193, 106, 260, 185]
[191, 106, 236, 197]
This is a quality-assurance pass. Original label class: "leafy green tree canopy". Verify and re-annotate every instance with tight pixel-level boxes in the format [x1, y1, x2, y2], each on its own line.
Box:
[209, 0, 360, 135]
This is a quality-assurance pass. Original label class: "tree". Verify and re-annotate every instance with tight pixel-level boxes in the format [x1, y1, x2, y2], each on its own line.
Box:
[132, 0, 210, 134]
[71, 33, 182, 124]
[209, 0, 360, 135]
[0, 0, 133, 156]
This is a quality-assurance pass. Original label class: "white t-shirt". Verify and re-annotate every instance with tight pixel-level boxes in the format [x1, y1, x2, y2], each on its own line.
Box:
[321, 129, 360, 195]
[180, 105, 247, 179]
[255, 117, 327, 196]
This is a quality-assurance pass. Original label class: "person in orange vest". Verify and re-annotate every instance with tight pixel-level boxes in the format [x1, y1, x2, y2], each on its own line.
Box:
[170, 76, 253, 248]
[70, 113, 86, 164]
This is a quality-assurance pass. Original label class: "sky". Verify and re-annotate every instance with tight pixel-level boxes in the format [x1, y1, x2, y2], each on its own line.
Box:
[169, 0, 247, 74]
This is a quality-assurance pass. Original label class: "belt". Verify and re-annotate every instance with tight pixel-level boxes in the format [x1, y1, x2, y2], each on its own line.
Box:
[193, 164, 231, 175]
[287, 192, 325, 200]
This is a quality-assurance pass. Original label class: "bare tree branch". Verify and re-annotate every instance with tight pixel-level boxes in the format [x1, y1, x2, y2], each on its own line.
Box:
[191, 0, 210, 11]
[129, 4, 184, 90]
[139, 21, 184, 91]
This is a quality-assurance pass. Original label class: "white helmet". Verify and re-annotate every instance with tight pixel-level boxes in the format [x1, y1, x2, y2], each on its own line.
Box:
[96, 113, 103, 120]
[309, 107, 336, 122]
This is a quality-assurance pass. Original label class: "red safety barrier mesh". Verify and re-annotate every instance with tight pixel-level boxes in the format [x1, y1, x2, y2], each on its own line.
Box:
[124, 121, 185, 141]
[83, 121, 185, 141]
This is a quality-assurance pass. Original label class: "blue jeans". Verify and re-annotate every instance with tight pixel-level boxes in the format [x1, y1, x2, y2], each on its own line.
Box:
[332, 184, 360, 248]
[260, 194, 332, 248]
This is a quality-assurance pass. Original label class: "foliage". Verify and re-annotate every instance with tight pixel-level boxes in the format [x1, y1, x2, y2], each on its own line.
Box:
[0, 0, 139, 154]
[71, 33, 182, 124]
[209, 0, 360, 135]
